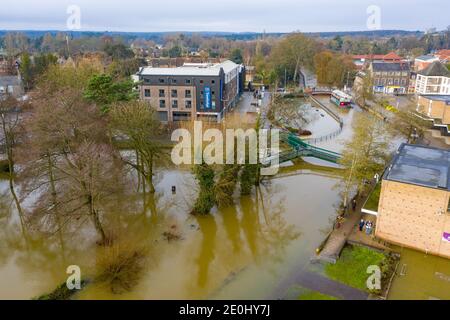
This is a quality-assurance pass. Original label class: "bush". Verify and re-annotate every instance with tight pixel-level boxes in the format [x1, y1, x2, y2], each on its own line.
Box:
[95, 243, 148, 294]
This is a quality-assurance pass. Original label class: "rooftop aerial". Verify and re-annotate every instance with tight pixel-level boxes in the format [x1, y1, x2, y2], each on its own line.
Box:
[384, 143, 450, 191]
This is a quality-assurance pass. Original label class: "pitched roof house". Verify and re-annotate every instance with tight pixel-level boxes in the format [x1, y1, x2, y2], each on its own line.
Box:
[415, 61, 450, 95]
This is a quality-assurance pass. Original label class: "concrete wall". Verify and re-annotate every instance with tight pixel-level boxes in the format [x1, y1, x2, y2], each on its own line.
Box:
[376, 180, 450, 259]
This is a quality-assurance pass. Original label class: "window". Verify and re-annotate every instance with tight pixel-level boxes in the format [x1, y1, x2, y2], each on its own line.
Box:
[158, 111, 168, 121]
[185, 90, 192, 98]
[211, 80, 215, 84]
[171, 89, 177, 98]
[200, 80, 204, 84]
[185, 79, 191, 85]
[158, 78, 165, 84]
[144, 89, 151, 97]
[159, 89, 165, 97]
[170, 78, 177, 84]
[185, 100, 192, 108]
[144, 78, 150, 84]
[159, 100, 166, 108]
[172, 100, 178, 108]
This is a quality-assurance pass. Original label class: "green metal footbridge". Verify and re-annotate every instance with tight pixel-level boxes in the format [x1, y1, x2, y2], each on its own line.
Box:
[261, 132, 342, 166]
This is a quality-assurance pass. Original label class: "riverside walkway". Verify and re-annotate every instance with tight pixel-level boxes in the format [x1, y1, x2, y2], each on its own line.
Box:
[311, 194, 367, 264]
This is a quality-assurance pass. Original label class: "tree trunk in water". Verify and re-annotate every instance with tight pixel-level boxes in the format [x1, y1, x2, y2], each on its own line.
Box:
[89, 197, 107, 245]
[47, 152, 66, 261]
[1, 113, 25, 227]
[147, 153, 155, 194]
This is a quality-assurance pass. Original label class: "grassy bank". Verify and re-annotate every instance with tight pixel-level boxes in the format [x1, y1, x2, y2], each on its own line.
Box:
[325, 245, 396, 294]
[298, 290, 338, 300]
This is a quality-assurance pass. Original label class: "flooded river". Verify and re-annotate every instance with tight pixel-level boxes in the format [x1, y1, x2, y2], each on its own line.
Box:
[1, 97, 450, 300]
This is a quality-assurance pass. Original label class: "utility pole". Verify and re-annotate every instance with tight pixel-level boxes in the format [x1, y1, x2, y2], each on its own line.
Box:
[346, 71, 350, 91]
[284, 68, 287, 91]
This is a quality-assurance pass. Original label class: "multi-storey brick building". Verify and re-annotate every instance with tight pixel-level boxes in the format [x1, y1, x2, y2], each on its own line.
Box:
[368, 61, 411, 94]
[137, 60, 244, 122]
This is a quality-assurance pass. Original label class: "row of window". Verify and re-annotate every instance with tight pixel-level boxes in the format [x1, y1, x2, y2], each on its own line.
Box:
[159, 99, 192, 109]
[374, 78, 407, 86]
[373, 71, 409, 77]
[156, 99, 217, 109]
[144, 88, 216, 99]
[145, 89, 192, 98]
[144, 78, 216, 85]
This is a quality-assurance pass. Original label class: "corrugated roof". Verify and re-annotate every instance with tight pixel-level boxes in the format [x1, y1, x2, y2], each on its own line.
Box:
[384, 143, 450, 191]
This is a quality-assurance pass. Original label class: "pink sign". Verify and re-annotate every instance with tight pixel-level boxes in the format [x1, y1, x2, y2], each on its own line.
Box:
[443, 232, 450, 243]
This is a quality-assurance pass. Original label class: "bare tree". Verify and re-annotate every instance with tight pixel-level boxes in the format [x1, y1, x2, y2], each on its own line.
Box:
[0, 96, 25, 228]
[110, 101, 167, 194]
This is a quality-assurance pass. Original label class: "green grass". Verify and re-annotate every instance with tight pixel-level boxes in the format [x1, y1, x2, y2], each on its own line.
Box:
[363, 182, 381, 212]
[325, 245, 386, 292]
[298, 290, 338, 300]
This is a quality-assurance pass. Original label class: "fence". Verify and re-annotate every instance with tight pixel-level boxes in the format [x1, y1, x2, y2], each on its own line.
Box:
[307, 95, 345, 145]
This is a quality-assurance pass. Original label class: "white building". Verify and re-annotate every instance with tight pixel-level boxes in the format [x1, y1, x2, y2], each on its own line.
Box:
[415, 61, 450, 95]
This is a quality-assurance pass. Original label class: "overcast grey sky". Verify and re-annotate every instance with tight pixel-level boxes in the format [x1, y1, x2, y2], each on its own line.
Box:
[0, 0, 448, 33]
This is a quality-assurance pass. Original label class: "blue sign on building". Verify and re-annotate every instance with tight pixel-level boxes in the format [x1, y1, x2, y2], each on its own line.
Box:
[204, 86, 212, 109]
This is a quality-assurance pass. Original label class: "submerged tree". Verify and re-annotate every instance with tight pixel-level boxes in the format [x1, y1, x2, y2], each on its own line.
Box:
[214, 164, 240, 207]
[192, 162, 216, 215]
[19, 63, 123, 245]
[110, 101, 166, 194]
[0, 96, 25, 227]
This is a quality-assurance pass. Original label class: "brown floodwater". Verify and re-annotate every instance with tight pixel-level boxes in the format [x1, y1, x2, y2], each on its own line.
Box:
[0, 164, 342, 300]
[388, 246, 450, 300]
[1, 100, 450, 300]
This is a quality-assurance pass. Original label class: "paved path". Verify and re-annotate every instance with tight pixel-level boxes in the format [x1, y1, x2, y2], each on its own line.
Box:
[269, 269, 368, 300]
[313, 208, 361, 264]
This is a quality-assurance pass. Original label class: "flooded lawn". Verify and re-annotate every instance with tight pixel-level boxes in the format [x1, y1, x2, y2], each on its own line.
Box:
[1, 99, 449, 300]
[0, 163, 342, 300]
[388, 247, 450, 300]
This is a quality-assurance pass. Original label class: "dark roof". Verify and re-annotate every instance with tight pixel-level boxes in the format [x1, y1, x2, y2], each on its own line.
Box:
[418, 61, 450, 77]
[383, 143, 450, 191]
[371, 62, 410, 72]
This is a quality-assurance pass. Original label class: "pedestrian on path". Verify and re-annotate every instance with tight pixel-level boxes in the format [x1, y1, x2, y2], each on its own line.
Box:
[365, 221, 373, 235]
[359, 219, 365, 232]
[352, 199, 357, 211]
